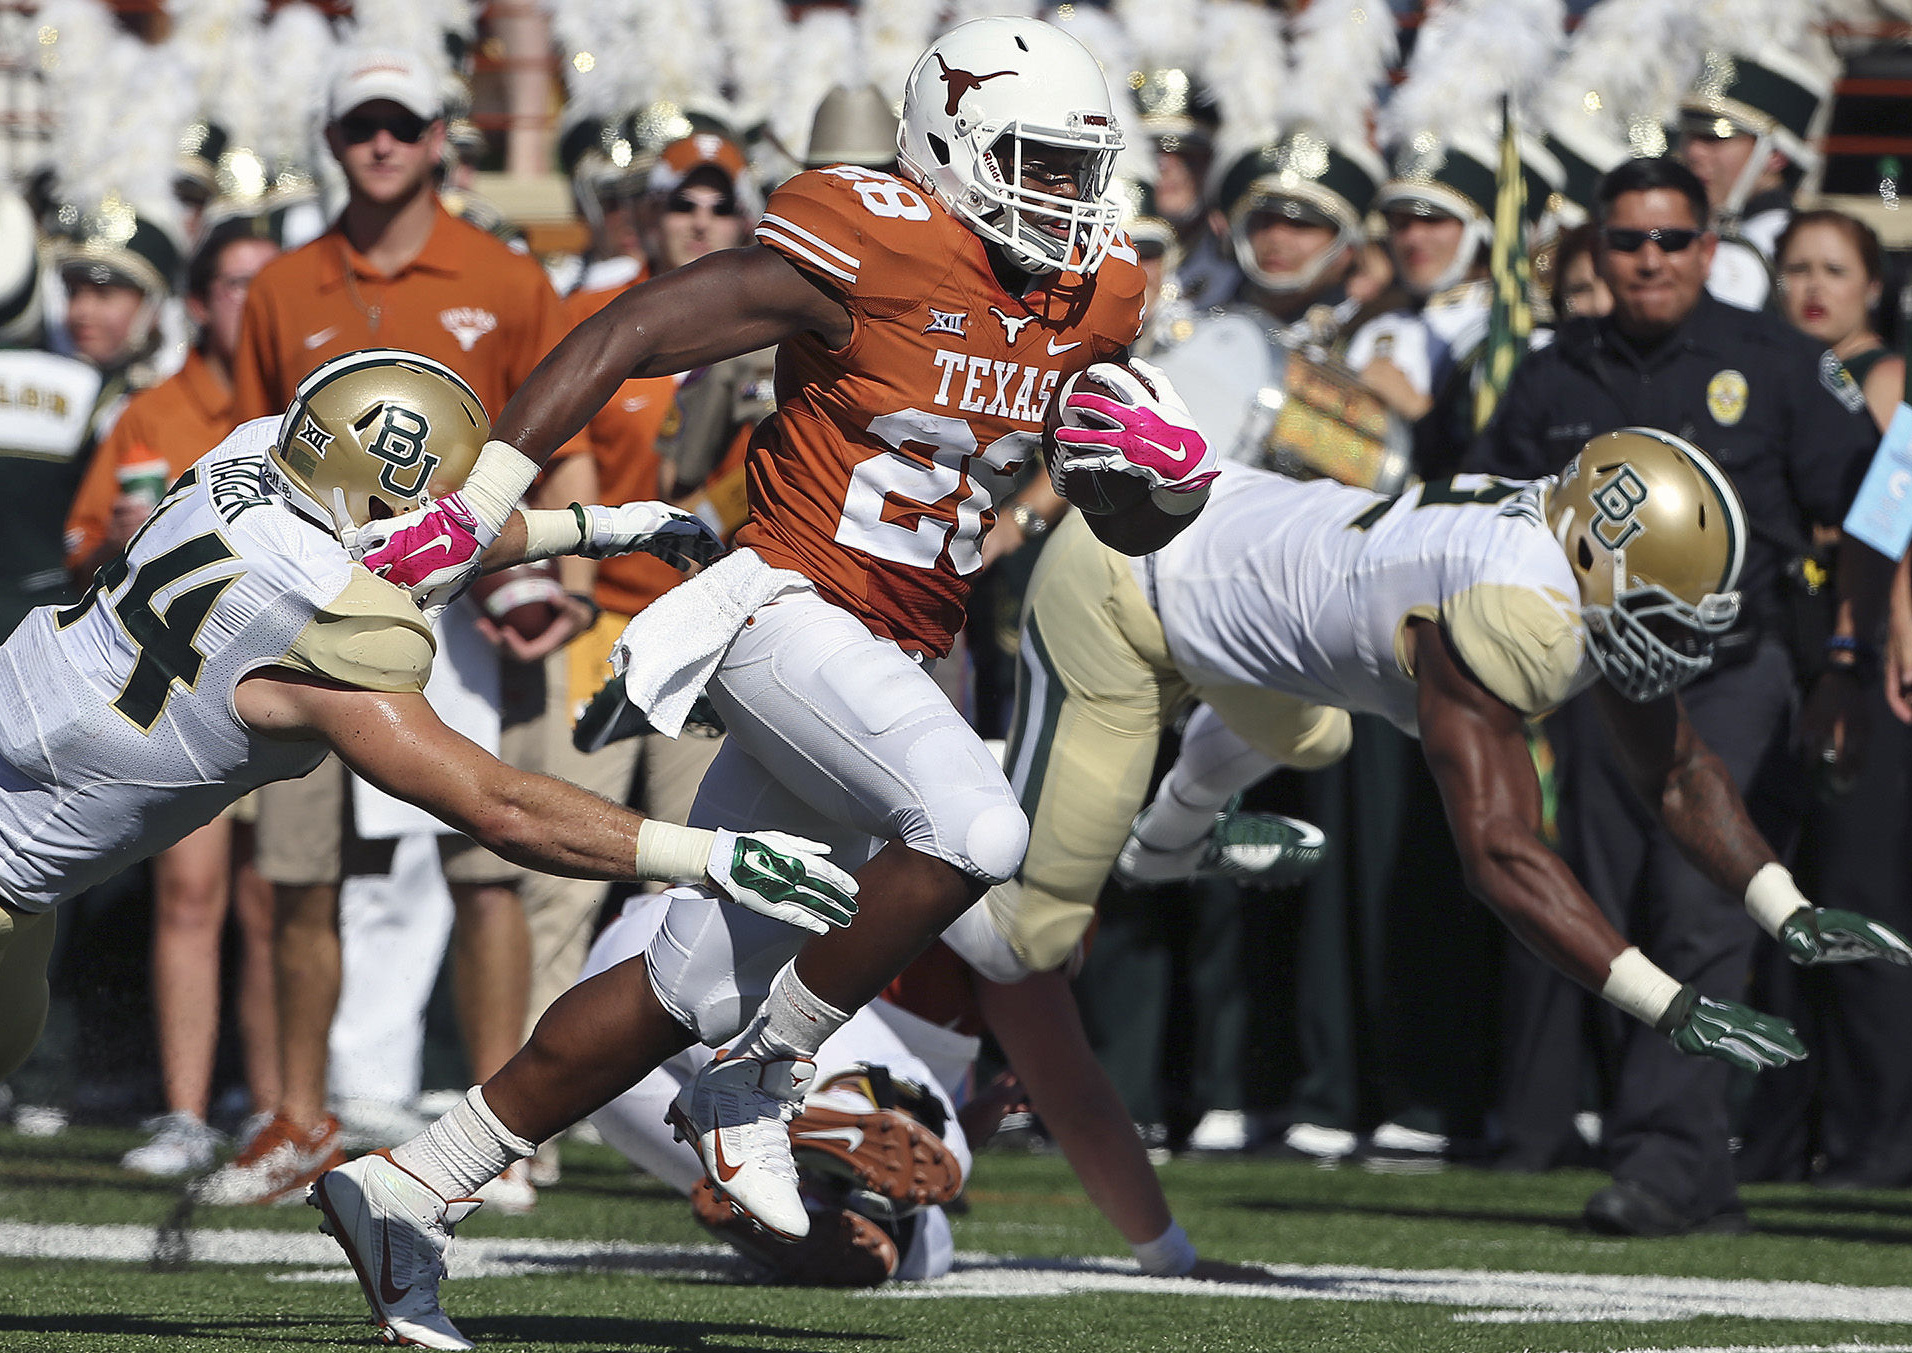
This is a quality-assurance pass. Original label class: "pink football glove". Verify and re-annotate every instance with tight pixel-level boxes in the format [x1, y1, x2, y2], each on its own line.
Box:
[353, 491, 493, 617]
[1051, 358, 1219, 497]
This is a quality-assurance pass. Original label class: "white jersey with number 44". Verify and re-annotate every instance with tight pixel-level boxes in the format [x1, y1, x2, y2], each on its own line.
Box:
[0, 418, 434, 912]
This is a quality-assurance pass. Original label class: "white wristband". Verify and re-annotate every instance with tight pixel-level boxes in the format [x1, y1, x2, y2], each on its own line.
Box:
[461, 440, 542, 540]
[1600, 946, 1684, 1027]
[634, 818, 718, 885]
[517, 508, 588, 562]
[1132, 1220, 1197, 1277]
[1744, 862, 1810, 939]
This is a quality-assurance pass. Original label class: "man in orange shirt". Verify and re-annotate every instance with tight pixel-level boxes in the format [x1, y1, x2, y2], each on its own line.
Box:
[198, 47, 594, 1210]
[62, 218, 283, 1178]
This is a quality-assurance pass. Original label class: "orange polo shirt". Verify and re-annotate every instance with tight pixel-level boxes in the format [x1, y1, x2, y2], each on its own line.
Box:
[64, 348, 234, 573]
[233, 202, 583, 471]
[563, 277, 686, 619]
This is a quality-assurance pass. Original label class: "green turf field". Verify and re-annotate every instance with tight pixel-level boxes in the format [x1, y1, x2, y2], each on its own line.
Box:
[6, 1123, 1912, 1352]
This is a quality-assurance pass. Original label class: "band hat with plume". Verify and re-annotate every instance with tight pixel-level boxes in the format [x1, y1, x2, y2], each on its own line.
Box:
[551, 0, 725, 199]
[1531, 0, 1706, 202]
[0, 188, 44, 344]
[1679, 43, 1835, 168]
[1218, 132, 1387, 237]
[37, 0, 190, 300]
[1376, 0, 1567, 227]
[1199, 0, 1397, 238]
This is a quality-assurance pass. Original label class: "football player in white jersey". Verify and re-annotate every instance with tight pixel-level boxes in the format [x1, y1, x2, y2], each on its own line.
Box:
[0, 349, 858, 1092]
[977, 429, 1911, 1099]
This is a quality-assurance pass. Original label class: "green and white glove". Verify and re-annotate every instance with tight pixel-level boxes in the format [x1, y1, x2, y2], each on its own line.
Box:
[574, 501, 724, 568]
[1777, 907, 1912, 967]
[1656, 986, 1807, 1072]
[706, 829, 859, 935]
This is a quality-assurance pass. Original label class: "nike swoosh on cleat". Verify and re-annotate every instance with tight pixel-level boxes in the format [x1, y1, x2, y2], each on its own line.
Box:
[378, 1216, 408, 1306]
[710, 1131, 745, 1183]
[793, 1126, 864, 1153]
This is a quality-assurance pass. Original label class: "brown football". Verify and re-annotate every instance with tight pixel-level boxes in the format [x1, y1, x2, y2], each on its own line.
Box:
[1043, 363, 1155, 516]
[470, 560, 566, 643]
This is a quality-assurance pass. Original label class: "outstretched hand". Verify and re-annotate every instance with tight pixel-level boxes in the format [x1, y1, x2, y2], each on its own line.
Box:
[1660, 988, 1806, 1072]
[575, 501, 724, 570]
[705, 829, 859, 935]
[1779, 906, 1912, 966]
[353, 493, 490, 620]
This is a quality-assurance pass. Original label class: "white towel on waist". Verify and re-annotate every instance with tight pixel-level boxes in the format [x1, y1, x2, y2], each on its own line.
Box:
[612, 549, 809, 737]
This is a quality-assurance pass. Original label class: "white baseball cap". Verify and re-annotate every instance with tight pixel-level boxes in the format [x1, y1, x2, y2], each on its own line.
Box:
[329, 48, 441, 123]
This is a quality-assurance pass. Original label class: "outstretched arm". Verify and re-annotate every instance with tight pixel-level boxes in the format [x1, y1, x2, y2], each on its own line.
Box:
[975, 970, 1179, 1262]
[1412, 618, 1805, 1070]
[1413, 618, 1623, 990]
[357, 247, 848, 603]
[492, 246, 851, 466]
[1598, 682, 1912, 968]
[232, 671, 856, 933]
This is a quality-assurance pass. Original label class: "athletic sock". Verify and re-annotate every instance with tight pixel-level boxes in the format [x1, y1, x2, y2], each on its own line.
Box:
[1138, 712, 1283, 849]
[731, 960, 852, 1063]
[391, 1085, 536, 1200]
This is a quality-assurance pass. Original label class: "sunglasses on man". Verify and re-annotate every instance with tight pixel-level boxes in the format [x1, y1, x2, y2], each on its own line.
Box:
[1602, 226, 1703, 254]
[337, 112, 433, 146]
[666, 193, 739, 218]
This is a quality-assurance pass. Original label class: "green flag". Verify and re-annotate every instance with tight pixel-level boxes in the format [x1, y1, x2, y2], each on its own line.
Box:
[1474, 96, 1532, 433]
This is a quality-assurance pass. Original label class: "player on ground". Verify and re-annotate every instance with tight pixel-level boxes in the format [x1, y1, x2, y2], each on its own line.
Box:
[977, 430, 1910, 1080]
[312, 19, 1218, 1350]
[0, 350, 856, 1088]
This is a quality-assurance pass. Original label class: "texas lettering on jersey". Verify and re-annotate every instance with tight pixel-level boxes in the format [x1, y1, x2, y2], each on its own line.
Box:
[739, 165, 1145, 656]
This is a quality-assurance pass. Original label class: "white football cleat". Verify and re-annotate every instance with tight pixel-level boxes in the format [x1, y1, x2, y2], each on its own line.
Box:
[667, 1054, 815, 1240]
[308, 1150, 480, 1351]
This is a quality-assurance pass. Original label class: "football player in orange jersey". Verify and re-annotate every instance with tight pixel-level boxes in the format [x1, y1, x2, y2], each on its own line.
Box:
[317, 20, 1220, 1347]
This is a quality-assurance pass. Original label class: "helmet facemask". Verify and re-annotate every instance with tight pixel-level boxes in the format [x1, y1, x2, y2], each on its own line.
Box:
[1581, 564, 1741, 702]
[964, 126, 1123, 275]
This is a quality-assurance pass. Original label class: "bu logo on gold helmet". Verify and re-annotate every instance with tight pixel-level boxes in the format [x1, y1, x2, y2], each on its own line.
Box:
[267, 348, 489, 544]
[1546, 427, 1747, 702]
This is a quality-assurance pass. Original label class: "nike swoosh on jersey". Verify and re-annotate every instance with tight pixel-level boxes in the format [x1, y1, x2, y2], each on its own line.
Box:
[377, 1217, 407, 1305]
[1046, 337, 1082, 355]
[793, 1125, 865, 1153]
[304, 326, 340, 350]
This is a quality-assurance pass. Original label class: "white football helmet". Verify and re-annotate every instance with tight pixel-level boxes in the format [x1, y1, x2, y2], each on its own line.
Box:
[896, 17, 1124, 277]
[1546, 428, 1747, 703]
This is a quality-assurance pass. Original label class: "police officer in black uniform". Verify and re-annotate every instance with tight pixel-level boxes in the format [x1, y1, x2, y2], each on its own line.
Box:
[1466, 157, 1877, 1234]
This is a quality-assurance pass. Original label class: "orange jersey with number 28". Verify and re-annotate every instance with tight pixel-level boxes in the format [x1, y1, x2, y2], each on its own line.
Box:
[736, 166, 1144, 656]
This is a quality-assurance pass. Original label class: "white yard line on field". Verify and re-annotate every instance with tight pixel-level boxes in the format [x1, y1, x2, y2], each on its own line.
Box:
[5, 1220, 1912, 1327]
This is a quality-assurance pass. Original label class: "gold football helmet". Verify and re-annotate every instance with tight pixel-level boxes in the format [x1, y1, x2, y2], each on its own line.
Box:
[1546, 427, 1746, 702]
[268, 349, 489, 542]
